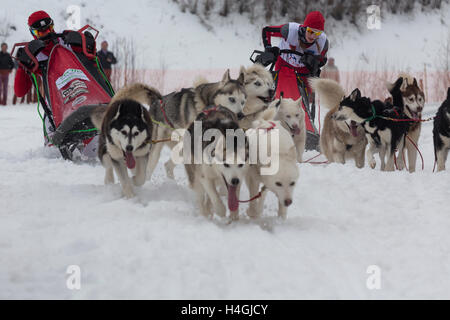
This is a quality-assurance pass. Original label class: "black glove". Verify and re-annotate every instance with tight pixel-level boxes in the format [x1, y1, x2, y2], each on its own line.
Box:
[300, 53, 320, 75]
[16, 47, 35, 70]
[255, 47, 279, 67]
[265, 46, 280, 57]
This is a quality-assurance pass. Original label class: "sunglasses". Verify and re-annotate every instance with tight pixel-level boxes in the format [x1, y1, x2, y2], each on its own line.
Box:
[30, 18, 54, 37]
[306, 27, 322, 36]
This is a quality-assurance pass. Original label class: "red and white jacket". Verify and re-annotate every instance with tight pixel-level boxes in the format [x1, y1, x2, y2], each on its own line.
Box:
[262, 22, 329, 72]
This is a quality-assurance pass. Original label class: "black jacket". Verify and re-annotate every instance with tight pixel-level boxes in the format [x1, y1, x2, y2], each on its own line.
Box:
[97, 50, 117, 70]
[0, 52, 14, 70]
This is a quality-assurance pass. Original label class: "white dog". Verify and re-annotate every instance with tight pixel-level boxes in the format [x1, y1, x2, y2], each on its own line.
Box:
[245, 119, 299, 219]
[268, 97, 306, 163]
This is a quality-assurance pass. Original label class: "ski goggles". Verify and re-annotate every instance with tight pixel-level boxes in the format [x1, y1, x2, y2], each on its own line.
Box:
[29, 18, 54, 37]
[306, 27, 323, 36]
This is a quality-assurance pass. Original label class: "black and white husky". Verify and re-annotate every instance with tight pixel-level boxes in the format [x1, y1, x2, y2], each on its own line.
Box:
[91, 84, 162, 198]
[387, 74, 425, 172]
[433, 88, 450, 172]
[333, 88, 410, 171]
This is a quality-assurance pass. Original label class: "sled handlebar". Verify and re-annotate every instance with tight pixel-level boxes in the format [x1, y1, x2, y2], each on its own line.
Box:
[250, 48, 314, 77]
[10, 42, 40, 74]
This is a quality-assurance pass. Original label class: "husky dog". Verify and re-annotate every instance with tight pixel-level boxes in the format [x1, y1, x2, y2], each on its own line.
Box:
[246, 119, 299, 219]
[90, 83, 162, 198]
[262, 96, 306, 163]
[151, 69, 247, 180]
[332, 88, 410, 171]
[238, 64, 275, 129]
[310, 78, 367, 168]
[387, 74, 425, 172]
[433, 88, 450, 172]
[184, 106, 249, 220]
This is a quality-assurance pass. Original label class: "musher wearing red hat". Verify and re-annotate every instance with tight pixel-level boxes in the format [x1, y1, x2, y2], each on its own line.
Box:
[262, 11, 329, 133]
[15, 11, 68, 98]
[14, 10, 100, 157]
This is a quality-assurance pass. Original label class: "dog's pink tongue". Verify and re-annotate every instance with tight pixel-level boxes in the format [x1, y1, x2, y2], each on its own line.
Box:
[125, 152, 136, 169]
[350, 123, 358, 137]
[293, 126, 301, 135]
[227, 185, 239, 212]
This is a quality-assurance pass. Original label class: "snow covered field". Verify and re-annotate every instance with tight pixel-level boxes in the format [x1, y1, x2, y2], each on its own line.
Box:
[1, 0, 449, 300]
[1, 103, 449, 299]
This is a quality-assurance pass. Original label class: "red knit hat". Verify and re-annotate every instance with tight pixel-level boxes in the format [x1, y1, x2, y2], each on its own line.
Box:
[28, 11, 51, 27]
[303, 11, 325, 31]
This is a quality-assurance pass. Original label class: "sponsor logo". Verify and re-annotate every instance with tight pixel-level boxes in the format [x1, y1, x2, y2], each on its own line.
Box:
[61, 80, 89, 104]
[72, 95, 87, 107]
[56, 69, 90, 90]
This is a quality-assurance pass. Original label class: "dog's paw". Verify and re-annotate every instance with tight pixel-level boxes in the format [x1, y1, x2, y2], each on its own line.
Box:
[369, 159, 376, 169]
[246, 207, 260, 219]
[122, 185, 135, 199]
[132, 175, 146, 187]
[104, 169, 114, 185]
[215, 202, 227, 218]
[230, 210, 239, 221]
[104, 175, 114, 185]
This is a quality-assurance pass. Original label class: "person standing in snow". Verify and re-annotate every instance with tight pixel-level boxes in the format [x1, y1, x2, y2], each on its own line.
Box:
[0, 43, 15, 105]
[320, 57, 340, 83]
[97, 41, 117, 82]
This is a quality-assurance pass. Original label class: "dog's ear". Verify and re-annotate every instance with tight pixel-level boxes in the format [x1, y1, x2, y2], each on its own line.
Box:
[295, 97, 302, 108]
[412, 77, 418, 87]
[400, 77, 408, 92]
[385, 80, 395, 92]
[221, 69, 231, 84]
[349, 89, 361, 101]
[237, 70, 245, 86]
[239, 65, 246, 80]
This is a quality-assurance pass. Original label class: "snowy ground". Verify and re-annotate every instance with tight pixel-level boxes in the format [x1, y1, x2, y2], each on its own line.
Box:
[1, 103, 449, 299]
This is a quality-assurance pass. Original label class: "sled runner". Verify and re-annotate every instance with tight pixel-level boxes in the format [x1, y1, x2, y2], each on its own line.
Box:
[250, 49, 320, 151]
[11, 25, 114, 160]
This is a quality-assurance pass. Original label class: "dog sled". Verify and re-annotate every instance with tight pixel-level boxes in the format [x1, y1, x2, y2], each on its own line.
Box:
[250, 48, 320, 151]
[12, 25, 114, 160]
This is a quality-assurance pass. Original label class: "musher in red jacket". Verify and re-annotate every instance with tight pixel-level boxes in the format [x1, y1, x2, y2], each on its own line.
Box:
[14, 11, 100, 158]
[262, 11, 329, 133]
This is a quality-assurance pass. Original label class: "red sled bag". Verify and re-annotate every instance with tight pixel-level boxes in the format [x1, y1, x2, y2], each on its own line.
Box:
[45, 41, 113, 160]
[47, 45, 111, 127]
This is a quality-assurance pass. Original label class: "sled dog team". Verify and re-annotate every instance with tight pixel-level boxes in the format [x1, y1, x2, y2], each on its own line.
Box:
[90, 65, 450, 220]
[311, 75, 450, 174]
[90, 64, 305, 220]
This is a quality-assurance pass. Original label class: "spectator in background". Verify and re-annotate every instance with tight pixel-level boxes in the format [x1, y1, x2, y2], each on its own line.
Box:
[97, 41, 117, 82]
[0, 43, 15, 105]
[320, 57, 340, 83]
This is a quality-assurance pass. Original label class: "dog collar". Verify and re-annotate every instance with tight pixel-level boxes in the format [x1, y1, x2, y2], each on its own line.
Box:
[365, 105, 377, 122]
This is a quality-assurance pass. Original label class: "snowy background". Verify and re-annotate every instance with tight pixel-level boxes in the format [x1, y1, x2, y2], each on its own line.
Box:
[0, 0, 450, 299]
